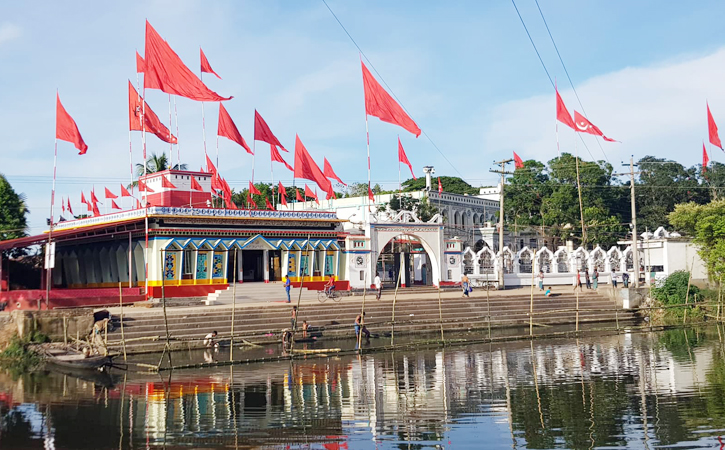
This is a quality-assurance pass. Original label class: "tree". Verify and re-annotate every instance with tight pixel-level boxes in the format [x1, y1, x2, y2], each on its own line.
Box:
[135, 152, 188, 176]
[505, 160, 551, 227]
[402, 176, 478, 195]
[344, 182, 384, 198]
[0, 173, 29, 243]
[669, 200, 725, 279]
[382, 193, 438, 222]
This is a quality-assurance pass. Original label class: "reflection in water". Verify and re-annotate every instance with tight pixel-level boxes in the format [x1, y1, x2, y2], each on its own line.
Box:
[3, 326, 725, 448]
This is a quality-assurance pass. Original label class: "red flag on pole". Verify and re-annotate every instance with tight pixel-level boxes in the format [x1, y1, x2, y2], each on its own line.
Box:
[249, 182, 261, 195]
[708, 102, 723, 149]
[513, 152, 524, 169]
[67, 198, 73, 215]
[296, 188, 304, 202]
[247, 194, 256, 209]
[397, 137, 416, 179]
[136, 51, 145, 73]
[206, 154, 217, 174]
[254, 110, 286, 151]
[271, 145, 293, 171]
[92, 202, 101, 217]
[161, 176, 176, 189]
[314, 188, 320, 205]
[200, 48, 222, 79]
[573, 111, 617, 142]
[265, 197, 274, 210]
[703, 142, 710, 173]
[120, 184, 131, 197]
[293, 135, 333, 196]
[56, 93, 88, 154]
[143, 21, 231, 102]
[138, 179, 154, 193]
[61, 197, 66, 213]
[361, 61, 421, 137]
[323, 158, 347, 186]
[80, 192, 87, 207]
[129, 81, 177, 144]
[555, 86, 576, 130]
[304, 184, 318, 201]
[326, 190, 337, 200]
[190, 176, 203, 191]
[136, 199, 141, 209]
[368, 184, 375, 203]
[438, 177, 443, 194]
[111, 199, 121, 210]
[105, 187, 118, 199]
[278, 182, 288, 206]
[90, 189, 100, 204]
[218, 104, 252, 154]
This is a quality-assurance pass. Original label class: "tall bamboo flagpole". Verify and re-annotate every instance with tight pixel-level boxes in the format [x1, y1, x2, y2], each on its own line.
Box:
[142, 83, 150, 299]
[200, 70, 210, 165]
[173, 96, 180, 167]
[168, 94, 173, 164]
[46, 136, 59, 307]
[250, 139, 256, 209]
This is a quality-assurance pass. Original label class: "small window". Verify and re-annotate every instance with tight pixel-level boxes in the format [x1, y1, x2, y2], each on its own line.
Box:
[360, 271, 365, 281]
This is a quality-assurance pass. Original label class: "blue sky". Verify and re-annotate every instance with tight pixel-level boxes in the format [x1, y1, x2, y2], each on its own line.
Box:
[2, 0, 725, 234]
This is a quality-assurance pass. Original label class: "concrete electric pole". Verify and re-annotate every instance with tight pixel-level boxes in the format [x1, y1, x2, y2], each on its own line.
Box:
[613, 156, 641, 288]
[490, 159, 514, 289]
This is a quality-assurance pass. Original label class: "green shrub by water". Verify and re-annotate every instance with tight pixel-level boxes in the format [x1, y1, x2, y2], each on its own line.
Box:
[651, 271, 708, 322]
[0, 331, 49, 372]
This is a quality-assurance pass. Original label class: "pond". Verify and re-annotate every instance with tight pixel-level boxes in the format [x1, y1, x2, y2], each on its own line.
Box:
[1, 325, 725, 449]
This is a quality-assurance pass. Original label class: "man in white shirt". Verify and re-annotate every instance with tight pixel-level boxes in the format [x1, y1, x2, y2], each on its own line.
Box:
[203, 330, 218, 348]
[374, 274, 382, 300]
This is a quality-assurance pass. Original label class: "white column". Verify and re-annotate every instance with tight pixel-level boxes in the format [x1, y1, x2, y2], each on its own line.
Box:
[263, 249, 270, 283]
[400, 251, 406, 287]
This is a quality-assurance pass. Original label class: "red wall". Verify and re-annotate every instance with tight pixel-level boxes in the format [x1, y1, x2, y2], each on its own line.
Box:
[146, 190, 212, 208]
[147, 284, 225, 299]
[0, 288, 145, 312]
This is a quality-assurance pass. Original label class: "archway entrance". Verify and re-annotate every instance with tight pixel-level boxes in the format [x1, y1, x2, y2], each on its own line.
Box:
[375, 235, 433, 287]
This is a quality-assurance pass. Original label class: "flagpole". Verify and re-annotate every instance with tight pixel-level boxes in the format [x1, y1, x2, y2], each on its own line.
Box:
[46, 137, 59, 308]
[250, 140, 256, 209]
[173, 96, 180, 167]
[143, 84, 150, 300]
[574, 134, 586, 246]
[365, 113, 371, 222]
[201, 71, 208, 162]
[215, 135, 220, 207]
[168, 94, 173, 164]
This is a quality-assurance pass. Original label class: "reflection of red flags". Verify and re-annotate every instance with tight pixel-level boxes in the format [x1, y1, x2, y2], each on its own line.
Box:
[143, 21, 231, 102]
[120, 184, 131, 197]
[138, 179, 154, 193]
[254, 110, 286, 151]
[323, 158, 346, 186]
[574, 111, 617, 142]
[438, 177, 442, 194]
[271, 144, 293, 171]
[111, 199, 121, 210]
[105, 187, 117, 199]
[265, 197, 274, 210]
[397, 137, 416, 179]
[368, 185, 375, 203]
[247, 194, 257, 209]
[206, 154, 217, 174]
[56, 93, 88, 154]
[708, 102, 723, 149]
[296, 188, 304, 202]
[136, 52, 145, 73]
[703, 142, 710, 173]
[190, 176, 203, 191]
[218, 104, 252, 154]
[293, 135, 332, 195]
[67, 198, 73, 215]
[556, 86, 576, 130]
[161, 175, 176, 189]
[304, 184, 317, 201]
[361, 61, 421, 137]
[249, 182, 261, 195]
[200, 48, 222, 79]
[278, 182, 288, 206]
[513, 152, 524, 169]
[128, 81, 177, 144]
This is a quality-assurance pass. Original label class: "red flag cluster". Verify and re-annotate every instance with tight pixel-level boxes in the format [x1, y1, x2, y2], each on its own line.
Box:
[556, 87, 617, 142]
[128, 81, 177, 144]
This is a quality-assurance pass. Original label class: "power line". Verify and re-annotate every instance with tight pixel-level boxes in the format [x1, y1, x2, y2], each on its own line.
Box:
[320, 0, 468, 181]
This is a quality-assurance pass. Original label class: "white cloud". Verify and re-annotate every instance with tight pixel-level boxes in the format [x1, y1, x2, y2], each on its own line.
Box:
[0, 23, 21, 46]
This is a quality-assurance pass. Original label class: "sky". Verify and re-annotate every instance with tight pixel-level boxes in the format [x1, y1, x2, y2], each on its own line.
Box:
[2, 0, 725, 234]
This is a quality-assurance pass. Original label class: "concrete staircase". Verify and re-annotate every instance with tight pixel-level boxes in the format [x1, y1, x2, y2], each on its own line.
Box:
[107, 289, 638, 353]
[206, 281, 319, 305]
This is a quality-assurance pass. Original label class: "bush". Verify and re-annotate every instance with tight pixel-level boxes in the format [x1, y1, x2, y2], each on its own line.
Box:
[652, 271, 699, 305]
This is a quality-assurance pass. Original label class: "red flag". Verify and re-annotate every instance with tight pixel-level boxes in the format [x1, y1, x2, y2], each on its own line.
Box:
[513, 152, 524, 170]
[708, 102, 722, 149]
[229, 200, 238, 210]
[220, 177, 232, 198]
[368, 184, 375, 203]
[211, 172, 223, 192]
[80, 192, 87, 207]
[278, 182, 288, 206]
[254, 110, 286, 151]
[247, 194, 257, 209]
[161, 175, 176, 189]
[136, 199, 141, 209]
[323, 158, 347, 186]
[90, 189, 100, 204]
[136, 51, 145, 73]
[265, 197, 274, 210]
[397, 138, 416, 179]
[326, 190, 337, 200]
[105, 187, 118, 199]
[190, 176, 203, 191]
[703, 142, 710, 173]
[296, 188, 304, 202]
[111, 199, 121, 210]
[120, 184, 131, 197]
[271, 144, 293, 171]
[91, 202, 101, 217]
[138, 179, 154, 193]
[555, 86, 576, 130]
[67, 198, 73, 215]
[361, 61, 421, 137]
[61, 197, 66, 213]
[143, 21, 231, 102]
[249, 182, 261, 195]
[200, 48, 222, 79]
[573, 111, 617, 142]
[56, 93, 88, 155]
[293, 135, 333, 196]
[438, 177, 442, 194]
[206, 154, 217, 174]
[218, 104, 252, 154]
[129, 81, 177, 144]
[314, 188, 320, 205]
[304, 184, 317, 201]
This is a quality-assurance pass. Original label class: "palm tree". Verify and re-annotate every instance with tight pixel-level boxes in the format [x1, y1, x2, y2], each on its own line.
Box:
[129, 153, 188, 188]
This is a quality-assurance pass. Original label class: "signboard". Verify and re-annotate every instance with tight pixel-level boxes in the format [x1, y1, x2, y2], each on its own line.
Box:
[44, 242, 56, 269]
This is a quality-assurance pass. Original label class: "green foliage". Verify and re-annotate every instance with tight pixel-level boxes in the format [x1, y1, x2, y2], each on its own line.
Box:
[0, 173, 29, 246]
[0, 331, 48, 371]
[381, 194, 439, 222]
[652, 271, 698, 305]
[135, 152, 188, 176]
[669, 200, 725, 279]
[402, 176, 478, 195]
[344, 182, 384, 198]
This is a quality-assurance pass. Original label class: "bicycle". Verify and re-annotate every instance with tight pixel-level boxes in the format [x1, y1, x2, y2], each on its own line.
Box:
[318, 289, 342, 303]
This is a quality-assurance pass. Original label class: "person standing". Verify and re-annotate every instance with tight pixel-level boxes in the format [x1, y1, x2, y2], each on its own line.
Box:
[538, 270, 544, 291]
[585, 270, 591, 289]
[612, 272, 618, 288]
[291, 306, 297, 330]
[284, 275, 291, 303]
[355, 312, 370, 339]
[374, 273, 382, 300]
[592, 269, 599, 290]
[573, 271, 582, 292]
[461, 274, 470, 298]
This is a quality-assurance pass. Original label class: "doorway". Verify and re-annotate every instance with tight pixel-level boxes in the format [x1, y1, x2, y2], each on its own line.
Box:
[268, 250, 282, 281]
[242, 250, 264, 282]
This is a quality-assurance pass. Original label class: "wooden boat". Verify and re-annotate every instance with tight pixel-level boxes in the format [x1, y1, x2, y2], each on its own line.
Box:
[42, 346, 116, 370]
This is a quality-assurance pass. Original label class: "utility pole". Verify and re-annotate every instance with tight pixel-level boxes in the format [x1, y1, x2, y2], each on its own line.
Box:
[490, 159, 514, 289]
[613, 156, 641, 288]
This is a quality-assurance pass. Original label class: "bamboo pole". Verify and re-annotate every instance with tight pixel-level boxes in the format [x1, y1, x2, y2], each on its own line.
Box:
[684, 257, 694, 325]
[103, 319, 108, 356]
[576, 285, 580, 332]
[160, 249, 172, 368]
[718, 275, 723, 322]
[391, 268, 402, 344]
[438, 277, 444, 343]
[529, 266, 535, 336]
[486, 270, 491, 339]
[290, 235, 310, 354]
[614, 297, 619, 331]
[230, 248, 238, 362]
[62, 316, 67, 345]
[358, 274, 367, 350]
[119, 282, 127, 361]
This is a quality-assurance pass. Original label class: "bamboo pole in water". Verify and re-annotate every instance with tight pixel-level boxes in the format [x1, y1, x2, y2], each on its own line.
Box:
[718, 275, 722, 321]
[486, 270, 491, 339]
[576, 286, 580, 332]
[391, 268, 402, 344]
[438, 279, 444, 342]
[529, 267, 535, 336]
[290, 235, 310, 354]
[119, 282, 127, 361]
[230, 248, 237, 362]
[684, 257, 694, 325]
[160, 249, 172, 368]
[358, 275, 367, 350]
